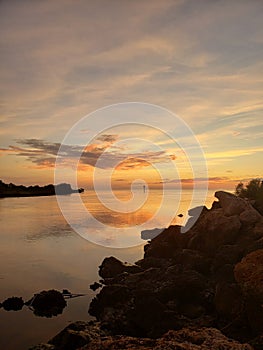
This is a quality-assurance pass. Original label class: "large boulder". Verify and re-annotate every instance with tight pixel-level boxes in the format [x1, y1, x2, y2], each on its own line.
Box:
[215, 191, 250, 216]
[215, 191, 263, 224]
[211, 245, 243, 273]
[239, 208, 262, 225]
[234, 249, 263, 300]
[89, 284, 130, 319]
[144, 225, 189, 259]
[48, 321, 106, 350]
[172, 249, 211, 275]
[234, 249, 263, 334]
[187, 209, 241, 253]
[154, 265, 208, 305]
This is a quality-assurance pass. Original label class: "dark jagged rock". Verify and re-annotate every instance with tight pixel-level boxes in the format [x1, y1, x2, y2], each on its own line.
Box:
[89, 282, 102, 291]
[82, 327, 253, 350]
[62, 289, 71, 295]
[99, 256, 142, 279]
[89, 284, 130, 319]
[215, 191, 251, 216]
[188, 205, 209, 217]
[90, 263, 212, 338]
[234, 249, 263, 334]
[172, 249, 211, 275]
[2, 296, 24, 311]
[239, 208, 262, 225]
[144, 225, 189, 259]
[30, 325, 253, 350]
[48, 321, 107, 350]
[87, 191, 263, 345]
[135, 256, 174, 269]
[26, 290, 66, 318]
[29, 321, 107, 350]
[234, 249, 263, 301]
[187, 209, 241, 254]
[211, 245, 244, 273]
[32, 190, 263, 350]
[211, 200, 221, 210]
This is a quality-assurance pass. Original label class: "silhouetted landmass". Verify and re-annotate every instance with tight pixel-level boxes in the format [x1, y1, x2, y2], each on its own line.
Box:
[0, 180, 84, 198]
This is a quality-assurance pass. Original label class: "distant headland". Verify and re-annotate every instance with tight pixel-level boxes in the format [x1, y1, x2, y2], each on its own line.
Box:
[0, 180, 84, 198]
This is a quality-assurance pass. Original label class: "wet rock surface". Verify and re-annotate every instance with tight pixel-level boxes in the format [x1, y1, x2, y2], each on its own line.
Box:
[234, 249, 263, 334]
[48, 321, 107, 350]
[32, 191, 263, 349]
[78, 327, 253, 350]
[31, 326, 253, 350]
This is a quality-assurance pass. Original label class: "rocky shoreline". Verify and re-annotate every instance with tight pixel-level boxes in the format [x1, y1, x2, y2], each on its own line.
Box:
[31, 191, 263, 350]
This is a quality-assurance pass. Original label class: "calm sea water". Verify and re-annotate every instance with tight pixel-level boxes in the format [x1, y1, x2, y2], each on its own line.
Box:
[0, 189, 216, 349]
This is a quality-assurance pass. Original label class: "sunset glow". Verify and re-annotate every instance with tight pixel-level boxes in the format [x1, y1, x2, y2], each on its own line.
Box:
[0, 0, 262, 190]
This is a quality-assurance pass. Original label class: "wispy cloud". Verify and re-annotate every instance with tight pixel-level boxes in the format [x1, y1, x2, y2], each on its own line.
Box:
[0, 0, 263, 183]
[0, 137, 176, 171]
[159, 176, 229, 184]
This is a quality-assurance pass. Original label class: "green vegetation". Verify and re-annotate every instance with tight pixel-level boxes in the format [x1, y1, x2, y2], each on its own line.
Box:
[235, 178, 263, 215]
[235, 178, 263, 199]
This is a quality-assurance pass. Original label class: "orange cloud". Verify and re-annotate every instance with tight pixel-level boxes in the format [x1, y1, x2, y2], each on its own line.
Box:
[116, 158, 151, 170]
[1, 138, 177, 172]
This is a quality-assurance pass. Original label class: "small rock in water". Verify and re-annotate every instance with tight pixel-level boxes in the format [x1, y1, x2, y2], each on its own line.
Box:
[26, 289, 66, 318]
[62, 289, 72, 295]
[2, 297, 24, 311]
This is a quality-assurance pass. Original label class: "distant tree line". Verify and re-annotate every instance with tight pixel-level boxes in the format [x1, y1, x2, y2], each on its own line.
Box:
[0, 180, 83, 197]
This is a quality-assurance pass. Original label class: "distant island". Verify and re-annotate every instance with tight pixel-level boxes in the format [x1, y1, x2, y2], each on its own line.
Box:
[0, 180, 84, 198]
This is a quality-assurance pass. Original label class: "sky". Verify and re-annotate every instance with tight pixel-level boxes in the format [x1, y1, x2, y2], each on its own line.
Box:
[0, 0, 262, 190]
